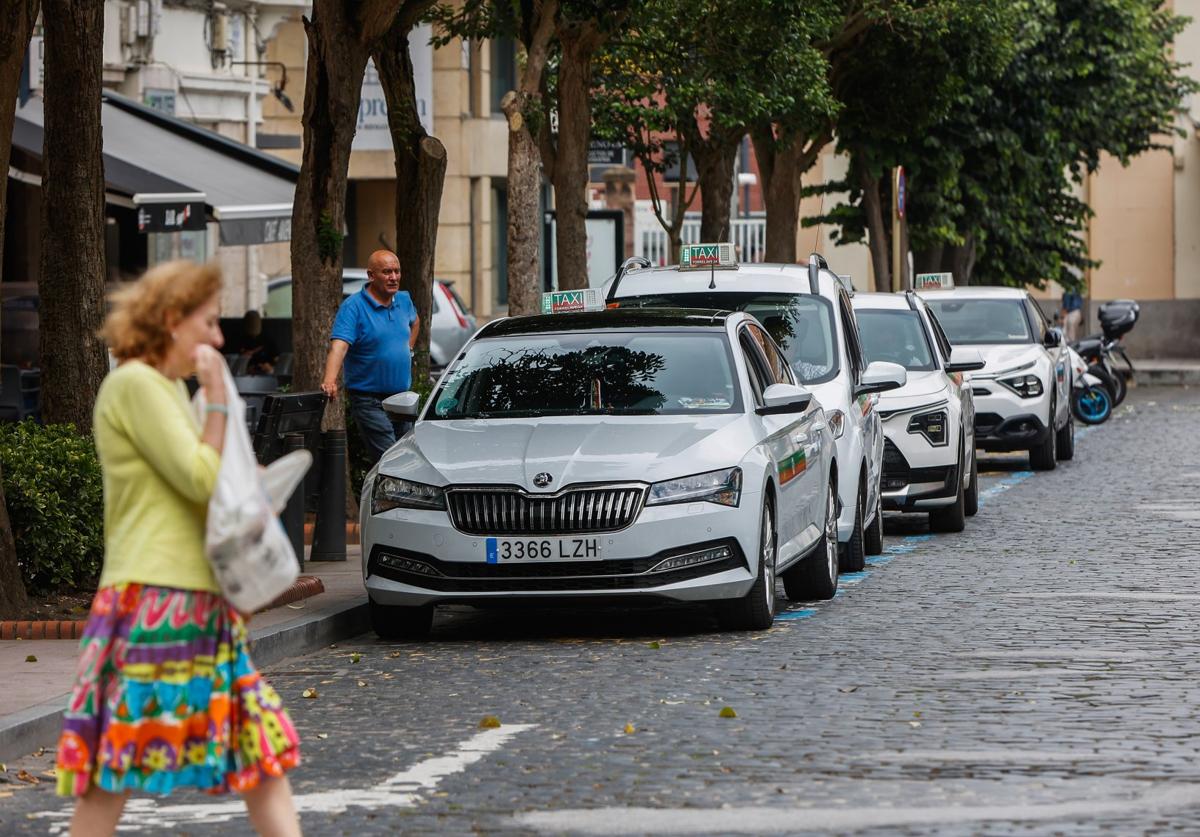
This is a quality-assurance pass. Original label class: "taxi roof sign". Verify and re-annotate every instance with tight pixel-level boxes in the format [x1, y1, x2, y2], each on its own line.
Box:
[914, 272, 954, 290]
[679, 242, 737, 271]
[542, 288, 605, 314]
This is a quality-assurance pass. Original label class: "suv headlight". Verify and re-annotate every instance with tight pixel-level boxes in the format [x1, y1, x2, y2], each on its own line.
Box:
[827, 410, 846, 440]
[371, 476, 446, 514]
[647, 467, 741, 507]
[999, 374, 1043, 398]
[907, 409, 948, 446]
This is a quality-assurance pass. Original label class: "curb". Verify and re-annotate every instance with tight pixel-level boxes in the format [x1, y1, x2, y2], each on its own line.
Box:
[0, 596, 369, 763]
[0, 576, 329, 641]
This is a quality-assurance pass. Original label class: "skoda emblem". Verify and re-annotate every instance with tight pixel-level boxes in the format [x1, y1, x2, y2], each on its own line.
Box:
[533, 472, 553, 488]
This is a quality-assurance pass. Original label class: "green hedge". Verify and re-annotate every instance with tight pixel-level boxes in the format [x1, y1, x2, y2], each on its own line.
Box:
[0, 421, 103, 594]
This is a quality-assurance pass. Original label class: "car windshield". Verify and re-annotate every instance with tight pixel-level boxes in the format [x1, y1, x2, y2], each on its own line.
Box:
[618, 293, 837, 383]
[855, 309, 937, 371]
[429, 331, 741, 419]
[923, 298, 1032, 345]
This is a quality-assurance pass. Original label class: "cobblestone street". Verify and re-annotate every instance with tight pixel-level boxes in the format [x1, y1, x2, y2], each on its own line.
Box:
[3, 385, 1198, 835]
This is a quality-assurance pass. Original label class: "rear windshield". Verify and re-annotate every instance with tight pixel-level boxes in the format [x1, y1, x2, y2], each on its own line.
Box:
[923, 299, 1032, 345]
[429, 331, 741, 419]
[855, 309, 937, 371]
[618, 292, 838, 384]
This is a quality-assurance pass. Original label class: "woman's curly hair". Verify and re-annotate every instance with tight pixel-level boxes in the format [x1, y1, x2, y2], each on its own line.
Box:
[101, 261, 222, 363]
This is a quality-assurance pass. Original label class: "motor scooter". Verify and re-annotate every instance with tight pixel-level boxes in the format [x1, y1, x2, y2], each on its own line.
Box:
[1069, 345, 1112, 424]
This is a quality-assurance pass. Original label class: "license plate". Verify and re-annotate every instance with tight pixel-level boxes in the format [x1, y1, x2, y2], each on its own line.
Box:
[485, 537, 602, 563]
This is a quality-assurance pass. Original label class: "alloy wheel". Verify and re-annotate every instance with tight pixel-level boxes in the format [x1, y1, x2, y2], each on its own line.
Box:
[761, 506, 777, 618]
[825, 485, 839, 585]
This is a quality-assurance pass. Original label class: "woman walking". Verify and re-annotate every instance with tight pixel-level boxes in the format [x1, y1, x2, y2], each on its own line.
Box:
[55, 261, 302, 836]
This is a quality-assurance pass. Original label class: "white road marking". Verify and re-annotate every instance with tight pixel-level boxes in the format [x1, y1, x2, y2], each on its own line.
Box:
[515, 784, 1200, 834]
[33, 723, 537, 833]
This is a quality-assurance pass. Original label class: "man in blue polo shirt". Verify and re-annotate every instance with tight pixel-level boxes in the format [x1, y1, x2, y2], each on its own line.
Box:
[321, 249, 420, 461]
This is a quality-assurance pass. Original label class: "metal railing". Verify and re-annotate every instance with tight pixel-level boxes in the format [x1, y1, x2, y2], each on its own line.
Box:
[634, 214, 767, 266]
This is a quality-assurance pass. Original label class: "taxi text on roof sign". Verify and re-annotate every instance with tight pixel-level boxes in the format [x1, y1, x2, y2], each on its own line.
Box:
[914, 272, 954, 290]
[542, 288, 605, 314]
[679, 242, 737, 270]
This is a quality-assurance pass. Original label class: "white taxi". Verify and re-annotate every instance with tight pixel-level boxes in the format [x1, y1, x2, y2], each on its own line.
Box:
[607, 246, 906, 572]
[919, 285, 1074, 470]
[852, 292, 985, 531]
[360, 301, 840, 639]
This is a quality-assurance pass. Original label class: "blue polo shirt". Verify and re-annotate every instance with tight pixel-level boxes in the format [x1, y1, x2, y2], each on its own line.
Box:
[330, 286, 417, 394]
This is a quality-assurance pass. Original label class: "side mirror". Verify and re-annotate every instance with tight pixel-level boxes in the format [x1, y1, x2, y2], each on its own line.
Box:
[856, 361, 907, 396]
[1043, 328, 1062, 348]
[382, 391, 421, 418]
[946, 347, 985, 373]
[756, 383, 812, 416]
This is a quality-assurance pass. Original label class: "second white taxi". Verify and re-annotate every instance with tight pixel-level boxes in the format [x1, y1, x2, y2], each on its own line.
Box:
[360, 303, 840, 638]
[852, 291, 985, 531]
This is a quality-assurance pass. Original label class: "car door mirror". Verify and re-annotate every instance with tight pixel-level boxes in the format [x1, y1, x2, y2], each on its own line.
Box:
[1043, 327, 1062, 348]
[756, 383, 812, 416]
[382, 391, 421, 418]
[856, 361, 907, 396]
[946, 347, 985, 373]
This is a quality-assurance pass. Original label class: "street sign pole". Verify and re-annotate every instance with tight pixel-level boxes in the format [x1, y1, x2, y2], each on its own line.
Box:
[892, 166, 906, 293]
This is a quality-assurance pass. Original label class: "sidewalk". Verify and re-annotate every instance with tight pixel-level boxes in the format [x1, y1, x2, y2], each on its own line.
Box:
[0, 549, 368, 762]
[1130, 358, 1200, 386]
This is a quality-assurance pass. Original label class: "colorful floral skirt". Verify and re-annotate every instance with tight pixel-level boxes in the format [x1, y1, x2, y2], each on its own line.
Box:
[55, 584, 300, 797]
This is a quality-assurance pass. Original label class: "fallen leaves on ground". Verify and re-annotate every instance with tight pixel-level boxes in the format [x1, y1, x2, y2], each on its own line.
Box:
[719, 706, 737, 719]
[350, 652, 362, 664]
[357, 680, 367, 688]
[624, 723, 636, 734]
[24, 655, 36, 663]
[838, 685, 858, 693]
[646, 641, 661, 650]
[16, 770, 39, 784]
[316, 733, 329, 740]
[301, 688, 318, 699]
[479, 715, 501, 729]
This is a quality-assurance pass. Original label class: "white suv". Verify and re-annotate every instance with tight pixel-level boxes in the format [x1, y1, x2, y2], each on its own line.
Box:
[920, 287, 1074, 470]
[607, 252, 905, 572]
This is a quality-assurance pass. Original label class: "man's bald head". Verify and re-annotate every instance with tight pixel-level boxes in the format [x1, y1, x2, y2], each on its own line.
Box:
[366, 249, 401, 303]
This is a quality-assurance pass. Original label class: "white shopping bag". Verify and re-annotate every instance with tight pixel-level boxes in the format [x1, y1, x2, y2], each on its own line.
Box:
[195, 363, 310, 613]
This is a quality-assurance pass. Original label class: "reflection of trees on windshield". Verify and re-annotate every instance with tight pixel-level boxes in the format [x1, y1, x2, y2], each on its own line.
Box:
[437, 346, 668, 418]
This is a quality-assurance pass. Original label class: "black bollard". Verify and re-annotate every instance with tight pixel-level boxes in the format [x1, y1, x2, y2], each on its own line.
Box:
[310, 429, 347, 562]
[282, 433, 307, 571]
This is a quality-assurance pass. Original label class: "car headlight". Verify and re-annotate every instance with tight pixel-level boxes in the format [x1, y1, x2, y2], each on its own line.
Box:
[371, 476, 446, 514]
[646, 467, 742, 507]
[999, 374, 1043, 398]
[827, 410, 846, 440]
[907, 409, 948, 446]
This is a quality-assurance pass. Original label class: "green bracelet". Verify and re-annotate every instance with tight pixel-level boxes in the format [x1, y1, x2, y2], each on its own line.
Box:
[205, 403, 229, 415]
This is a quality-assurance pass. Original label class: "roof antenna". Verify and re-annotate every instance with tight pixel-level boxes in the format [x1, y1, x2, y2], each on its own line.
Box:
[708, 266, 716, 289]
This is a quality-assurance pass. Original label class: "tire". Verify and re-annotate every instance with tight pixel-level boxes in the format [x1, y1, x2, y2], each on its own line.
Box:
[1110, 365, 1128, 406]
[964, 447, 979, 517]
[1056, 410, 1075, 461]
[1089, 363, 1120, 405]
[929, 449, 966, 533]
[718, 498, 777, 631]
[864, 491, 884, 556]
[370, 599, 434, 640]
[1073, 385, 1111, 424]
[1028, 403, 1058, 471]
[782, 481, 839, 601]
[838, 486, 866, 573]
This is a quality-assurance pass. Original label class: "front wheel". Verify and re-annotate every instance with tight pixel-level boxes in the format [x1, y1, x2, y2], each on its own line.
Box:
[1073, 385, 1112, 424]
[838, 487, 866, 573]
[864, 492, 884, 556]
[782, 482, 839, 601]
[929, 449, 966, 533]
[964, 447, 979, 517]
[1056, 411, 1075, 461]
[718, 498, 777, 631]
[370, 600, 434, 640]
[1029, 405, 1058, 471]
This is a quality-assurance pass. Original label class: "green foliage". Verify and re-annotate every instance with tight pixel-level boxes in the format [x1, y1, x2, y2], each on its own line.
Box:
[317, 210, 344, 264]
[0, 421, 103, 594]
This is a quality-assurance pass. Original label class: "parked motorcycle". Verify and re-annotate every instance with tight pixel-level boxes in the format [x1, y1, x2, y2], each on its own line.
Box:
[1068, 345, 1112, 424]
[1070, 299, 1138, 407]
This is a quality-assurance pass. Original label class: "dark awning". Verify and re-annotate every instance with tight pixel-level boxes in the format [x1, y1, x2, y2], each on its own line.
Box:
[11, 93, 298, 246]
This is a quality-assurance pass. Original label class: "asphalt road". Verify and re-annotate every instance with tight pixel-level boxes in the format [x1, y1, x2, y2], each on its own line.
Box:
[4, 385, 1199, 836]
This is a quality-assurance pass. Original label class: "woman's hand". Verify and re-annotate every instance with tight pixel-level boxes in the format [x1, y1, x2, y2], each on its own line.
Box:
[194, 345, 227, 403]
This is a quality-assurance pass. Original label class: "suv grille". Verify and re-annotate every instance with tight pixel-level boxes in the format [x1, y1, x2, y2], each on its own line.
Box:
[446, 485, 646, 536]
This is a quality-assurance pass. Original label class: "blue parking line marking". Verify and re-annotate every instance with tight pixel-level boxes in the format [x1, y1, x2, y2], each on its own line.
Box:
[486, 537, 498, 564]
[839, 571, 870, 584]
[777, 608, 817, 620]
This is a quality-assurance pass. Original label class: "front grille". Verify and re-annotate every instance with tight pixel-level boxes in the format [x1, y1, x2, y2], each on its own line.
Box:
[881, 439, 911, 490]
[446, 484, 646, 536]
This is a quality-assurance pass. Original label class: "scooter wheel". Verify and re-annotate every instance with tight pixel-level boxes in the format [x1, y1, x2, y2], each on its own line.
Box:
[1073, 385, 1112, 425]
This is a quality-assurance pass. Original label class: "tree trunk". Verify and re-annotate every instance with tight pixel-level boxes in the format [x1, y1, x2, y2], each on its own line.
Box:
[290, 3, 377, 429]
[39, 0, 108, 434]
[551, 21, 602, 291]
[944, 235, 977, 285]
[502, 0, 558, 316]
[374, 14, 446, 389]
[860, 167, 890, 293]
[693, 139, 738, 243]
[0, 0, 38, 620]
[913, 245, 944, 277]
[754, 127, 831, 264]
